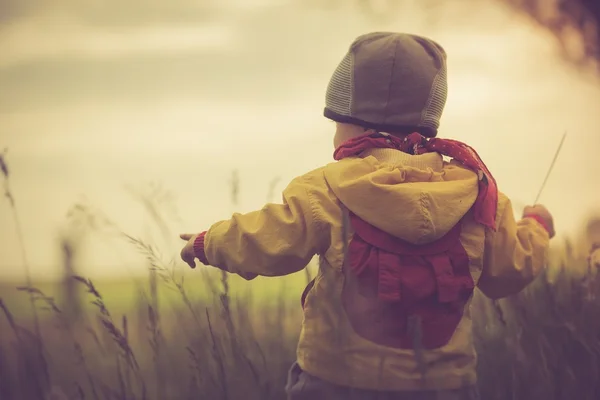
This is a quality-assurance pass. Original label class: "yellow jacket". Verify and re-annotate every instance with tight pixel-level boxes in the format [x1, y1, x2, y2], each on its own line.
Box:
[201, 148, 550, 390]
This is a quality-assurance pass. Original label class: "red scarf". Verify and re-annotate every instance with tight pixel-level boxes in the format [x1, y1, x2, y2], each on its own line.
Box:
[334, 131, 498, 231]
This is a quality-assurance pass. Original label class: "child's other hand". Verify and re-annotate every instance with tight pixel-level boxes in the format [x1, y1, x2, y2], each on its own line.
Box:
[523, 204, 555, 239]
[179, 233, 199, 268]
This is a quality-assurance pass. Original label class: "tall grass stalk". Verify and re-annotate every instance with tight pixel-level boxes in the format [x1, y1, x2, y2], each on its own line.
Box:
[0, 149, 48, 389]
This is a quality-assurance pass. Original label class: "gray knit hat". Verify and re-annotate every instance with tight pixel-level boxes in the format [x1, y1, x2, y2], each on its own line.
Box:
[324, 32, 448, 138]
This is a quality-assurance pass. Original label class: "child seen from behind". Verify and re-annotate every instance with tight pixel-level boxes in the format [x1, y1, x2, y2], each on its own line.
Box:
[180, 32, 555, 400]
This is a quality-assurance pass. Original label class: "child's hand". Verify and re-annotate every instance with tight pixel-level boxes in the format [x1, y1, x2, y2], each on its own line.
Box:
[179, 233, 199, 268]
[523, 204, 555, 239]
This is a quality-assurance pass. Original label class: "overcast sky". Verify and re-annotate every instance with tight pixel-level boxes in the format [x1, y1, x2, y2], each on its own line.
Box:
[1, 0, 599, 281]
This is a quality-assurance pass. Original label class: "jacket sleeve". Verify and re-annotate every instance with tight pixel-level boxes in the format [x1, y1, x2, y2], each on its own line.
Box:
[199, 173, 326, 278]
[477, 193, 550, 299]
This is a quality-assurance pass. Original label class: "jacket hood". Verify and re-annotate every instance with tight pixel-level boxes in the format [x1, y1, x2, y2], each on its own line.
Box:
[323, 148, 479, 245]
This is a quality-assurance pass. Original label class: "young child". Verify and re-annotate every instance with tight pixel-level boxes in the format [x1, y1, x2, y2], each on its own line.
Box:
[179, 32, 555, 400]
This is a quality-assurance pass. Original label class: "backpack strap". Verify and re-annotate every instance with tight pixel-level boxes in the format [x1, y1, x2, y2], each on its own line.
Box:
[300, 278, 315, 309]
[300, 203, 352, 309]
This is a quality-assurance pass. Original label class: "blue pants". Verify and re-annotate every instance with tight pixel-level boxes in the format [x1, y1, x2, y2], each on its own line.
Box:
[285, 362, 480, 400]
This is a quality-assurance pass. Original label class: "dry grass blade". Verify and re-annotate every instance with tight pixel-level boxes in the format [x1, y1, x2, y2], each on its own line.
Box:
[1, 150, 49, 390]
[73, 276, 140, 373]
[534, 131, 567, 204]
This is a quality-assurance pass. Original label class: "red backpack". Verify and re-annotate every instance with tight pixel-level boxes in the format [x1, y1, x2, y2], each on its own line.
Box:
[302, 209, 475, 350]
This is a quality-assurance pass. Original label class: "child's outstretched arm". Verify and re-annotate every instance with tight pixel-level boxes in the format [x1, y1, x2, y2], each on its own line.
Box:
[477, 194, 554, 299]
[180, 174, 327, 279]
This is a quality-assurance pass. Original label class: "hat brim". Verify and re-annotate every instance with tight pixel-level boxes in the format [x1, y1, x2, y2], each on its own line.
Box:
[324, 108, 438, 138]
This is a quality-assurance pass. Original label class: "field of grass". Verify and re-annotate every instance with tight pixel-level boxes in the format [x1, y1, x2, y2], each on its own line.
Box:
[2, 150, 600, 399]
[1, 221, 599, 400]
[0, 267, 312, 318]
